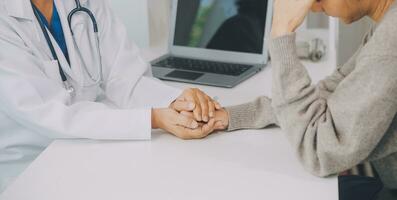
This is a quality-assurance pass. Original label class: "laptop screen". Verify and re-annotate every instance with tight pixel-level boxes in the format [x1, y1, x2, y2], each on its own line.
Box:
[173, 0, 268, 54]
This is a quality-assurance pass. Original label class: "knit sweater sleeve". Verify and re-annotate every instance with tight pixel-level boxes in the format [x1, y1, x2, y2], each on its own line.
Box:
[268, 32, 397, 177]
[225, 96, 278, 131]
[225, 38, 358, 132]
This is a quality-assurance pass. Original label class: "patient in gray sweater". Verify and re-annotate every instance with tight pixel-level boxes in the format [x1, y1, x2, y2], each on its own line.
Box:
[214, 0, 397, 190]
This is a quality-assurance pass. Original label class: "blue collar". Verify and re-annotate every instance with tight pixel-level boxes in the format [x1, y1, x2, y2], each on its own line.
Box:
[33, 2, 70, 64]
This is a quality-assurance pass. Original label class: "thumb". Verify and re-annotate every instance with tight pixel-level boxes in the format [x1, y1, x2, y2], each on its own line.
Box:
[171, 100, 196, 112]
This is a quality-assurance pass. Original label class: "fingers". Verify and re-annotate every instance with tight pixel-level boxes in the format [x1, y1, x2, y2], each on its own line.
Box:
[201, 118, 216, 135]
[159, 108, 218, 140]
[214, 101, 222, 110]
[194, 89, 220, 122]
[272, 0, 317, 37]
[208, 100, 215, 118]
[175, 112, 199, 129]
[178, 88, 222, 122]
[183, 89, 203, 122]
[184, 90, 202, 122]
[171, 100, 195, 112]
[185, 118, 216, 139]
[180, 111, 194, 118]
[181, 111, 207, 128]
[196, 92, 209, 122]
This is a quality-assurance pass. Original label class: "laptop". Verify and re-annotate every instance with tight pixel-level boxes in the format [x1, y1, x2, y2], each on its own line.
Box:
[151, 0, 273, 88]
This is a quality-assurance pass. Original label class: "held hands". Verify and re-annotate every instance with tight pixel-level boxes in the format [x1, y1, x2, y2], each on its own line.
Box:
[152, 88, 229, 139]
[271, 0, 316, 38]
[170, 88, 221, 122]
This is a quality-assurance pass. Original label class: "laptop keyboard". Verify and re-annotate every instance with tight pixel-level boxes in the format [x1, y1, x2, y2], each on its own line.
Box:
[154, 57, 253, 76]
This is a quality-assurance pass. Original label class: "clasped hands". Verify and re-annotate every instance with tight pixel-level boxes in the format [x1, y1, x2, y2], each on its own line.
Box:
[151, 88, 229, 139]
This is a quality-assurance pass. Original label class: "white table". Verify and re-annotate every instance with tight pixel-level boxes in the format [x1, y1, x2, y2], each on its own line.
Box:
[1, 31, 338, 200]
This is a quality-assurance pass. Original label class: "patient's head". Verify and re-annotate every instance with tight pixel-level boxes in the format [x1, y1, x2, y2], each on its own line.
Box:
[311, 0, 394, 24]
[236, 0, 268, 18]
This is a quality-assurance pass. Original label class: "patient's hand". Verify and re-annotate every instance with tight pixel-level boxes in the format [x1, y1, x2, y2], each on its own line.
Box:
[213, 109, 229, 131]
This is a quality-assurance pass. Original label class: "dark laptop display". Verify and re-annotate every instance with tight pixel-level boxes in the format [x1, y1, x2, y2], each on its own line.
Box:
[173, 0, 268, 54]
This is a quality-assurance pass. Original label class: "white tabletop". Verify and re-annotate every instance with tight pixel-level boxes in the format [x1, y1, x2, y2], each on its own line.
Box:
[1, 30, 338, 200]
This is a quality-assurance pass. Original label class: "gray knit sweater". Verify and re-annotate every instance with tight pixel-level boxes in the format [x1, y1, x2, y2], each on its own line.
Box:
[226, 3, 397, 189]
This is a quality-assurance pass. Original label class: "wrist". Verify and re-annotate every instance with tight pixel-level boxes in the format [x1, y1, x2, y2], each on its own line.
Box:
[215, 109, 229, 130]
[271, 23, 295, 38]
[223, 109, 230, 129]
[271, 28, 292, 39]
[151, 109, 160, 129]
[221, 108, 229, 129]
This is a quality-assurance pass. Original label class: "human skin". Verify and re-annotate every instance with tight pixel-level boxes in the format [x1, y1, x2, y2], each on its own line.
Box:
[272, 0, 396, 38]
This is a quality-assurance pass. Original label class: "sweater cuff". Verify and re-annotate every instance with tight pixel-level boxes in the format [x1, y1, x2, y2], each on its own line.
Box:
[225, 97, 278, 131]
[269, 33, 298, 65]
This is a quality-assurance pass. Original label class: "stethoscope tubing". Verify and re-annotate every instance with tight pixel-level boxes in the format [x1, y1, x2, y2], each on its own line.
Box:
[31, 0, 103, 94]
[32, 3, 68, 82]
[68, 0, 99, 34]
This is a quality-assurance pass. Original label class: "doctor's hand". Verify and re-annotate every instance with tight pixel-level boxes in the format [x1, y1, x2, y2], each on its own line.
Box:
[152, 108, 216, 140]
[170, 88, 221, 123]
[271, 0, 316, 38]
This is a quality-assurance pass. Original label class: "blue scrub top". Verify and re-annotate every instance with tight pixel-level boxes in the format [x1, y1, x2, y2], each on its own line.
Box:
[33, 2, 70, 64]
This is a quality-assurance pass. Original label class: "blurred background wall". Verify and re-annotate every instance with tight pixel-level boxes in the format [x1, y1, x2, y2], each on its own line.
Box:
[334, 18, 373, 65]
[109, 0, 150, 48]
[148, 0, 172, 47]
[111, 0, 373, 66]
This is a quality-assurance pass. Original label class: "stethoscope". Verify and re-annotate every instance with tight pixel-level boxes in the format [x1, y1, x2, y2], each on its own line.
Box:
[31, 0, 104, 96]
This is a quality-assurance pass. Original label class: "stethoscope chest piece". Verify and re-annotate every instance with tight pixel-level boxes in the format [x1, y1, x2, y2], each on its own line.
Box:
[63, 81, 75, 96]
[67, 86, 75, 95]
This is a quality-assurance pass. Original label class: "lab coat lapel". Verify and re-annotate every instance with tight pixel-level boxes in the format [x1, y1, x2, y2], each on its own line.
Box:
[4, 0, 33, 20]
[5, 0, 79, 82]
[6, 0, 93, 86]
[5, 0, 54, 60]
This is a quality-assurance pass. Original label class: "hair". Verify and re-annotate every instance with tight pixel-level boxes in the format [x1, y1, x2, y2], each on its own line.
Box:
[236, 0, 268, 18]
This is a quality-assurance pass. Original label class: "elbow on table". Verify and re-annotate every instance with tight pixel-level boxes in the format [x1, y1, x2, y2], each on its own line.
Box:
[304, 165, 337, 178]
[295, 146, 354, 178]
[297, 147, 364, 178]
[298, 159, 337, 178]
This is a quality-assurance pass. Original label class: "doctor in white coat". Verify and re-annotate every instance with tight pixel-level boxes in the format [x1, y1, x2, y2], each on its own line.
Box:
[0, 0, 221, 192]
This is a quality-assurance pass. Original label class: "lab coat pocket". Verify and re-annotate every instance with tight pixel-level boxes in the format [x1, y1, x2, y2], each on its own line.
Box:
[42, 60, 64, 85]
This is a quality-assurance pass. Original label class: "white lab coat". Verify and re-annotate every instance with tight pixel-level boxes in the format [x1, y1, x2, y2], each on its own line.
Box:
[0, 0, 181, 192]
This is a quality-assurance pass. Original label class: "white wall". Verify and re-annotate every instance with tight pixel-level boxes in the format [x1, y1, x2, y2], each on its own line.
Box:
[108, 0, 175, 48]
[109, 0, 150, 48]
[307, 12, 329, 29]
[333, 17, 373, 65]
[148, 0, 172, 47]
